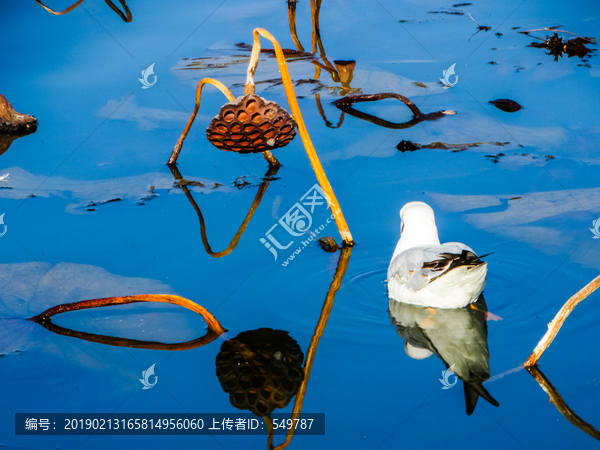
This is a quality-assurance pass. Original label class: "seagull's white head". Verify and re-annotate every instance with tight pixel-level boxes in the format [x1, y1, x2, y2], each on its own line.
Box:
[392, 201, 440, 258]
[404, 342, 433, 360]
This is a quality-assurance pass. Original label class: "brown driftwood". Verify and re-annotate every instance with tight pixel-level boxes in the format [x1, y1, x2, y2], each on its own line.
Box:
[525, 275, 600, 367]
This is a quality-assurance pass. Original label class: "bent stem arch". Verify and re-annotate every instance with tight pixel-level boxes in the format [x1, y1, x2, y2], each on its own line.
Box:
[29, 294, 227, 346]
[245, 28, 353, 245]
[169, 78, 234, 165]
[169, 78, 280, 167]
[316, 94, 345, 128]
[265, 244, 353, 449]
[169, 164, 279, 258]
[34, 0, 132, 22]
[524, 274, 600, 367]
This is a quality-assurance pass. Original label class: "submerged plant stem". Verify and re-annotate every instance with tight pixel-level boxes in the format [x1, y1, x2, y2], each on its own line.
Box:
[171, 165, 279, 258]
[245, 28, 354, 245]
[524, 274, 600, 367]
[268, 245, 353, 449]
[526, 365, 600, 441]
[169, 78, 235, 165]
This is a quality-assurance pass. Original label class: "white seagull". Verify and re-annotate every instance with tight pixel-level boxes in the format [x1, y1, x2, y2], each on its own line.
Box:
[387, 201, 488, 309]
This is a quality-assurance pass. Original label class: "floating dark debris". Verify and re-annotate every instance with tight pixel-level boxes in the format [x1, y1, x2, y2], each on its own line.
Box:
[428, 10, 464, 15]
[520, 28, 597, 61]
[235, 42, 315, 59]
[453, 2, 472, 6]
[233, 176, 251, 189]
[397, 140, 510, 153]
[489, 99, 522, 112]
[485, 153, 504, 164]
[488, 61, 498, 65]
[318, 237, 339, 253]
[397, 141, 421, 152]
[468, 13, 491, 40]
[0, 94, 37, 136]
[496, 32, 503, 37]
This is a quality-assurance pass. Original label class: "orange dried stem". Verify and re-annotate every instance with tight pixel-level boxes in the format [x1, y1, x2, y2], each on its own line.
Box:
[29, 294, 226, 336]
[34, 0, 132, 22]
[271, 245, 353, 450]
[34, 0, 86, 15]
[526, 365, 600, 441]
[524, 274, 600, 367]
[245, 28, 353, 245]
[176, 166, 279, 258]
[169, 78, 235, 165]
[288, 1, 304, 52]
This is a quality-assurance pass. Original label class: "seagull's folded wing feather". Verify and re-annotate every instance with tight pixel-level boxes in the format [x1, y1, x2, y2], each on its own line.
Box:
[388, 243, 479, 292]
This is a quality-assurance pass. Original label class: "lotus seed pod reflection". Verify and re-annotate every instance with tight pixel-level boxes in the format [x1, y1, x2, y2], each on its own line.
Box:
[215, 328, 304, 416]
[207, 94, 297, 153]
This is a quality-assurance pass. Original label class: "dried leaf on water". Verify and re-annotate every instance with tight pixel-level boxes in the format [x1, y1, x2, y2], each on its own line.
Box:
[488, 99, 522, 112]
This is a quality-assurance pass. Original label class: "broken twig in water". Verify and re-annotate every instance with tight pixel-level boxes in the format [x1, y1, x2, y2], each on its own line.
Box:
[524, 274, 600, 367]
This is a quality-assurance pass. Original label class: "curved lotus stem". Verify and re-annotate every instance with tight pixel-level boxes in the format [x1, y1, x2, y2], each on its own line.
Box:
[34, 0, 132, 22]
[310, 0, 325, 55]
[34, 0, 86, 14]
[33, 319, 222, 351]
[288, 1, 304, 52]
[334, 102, 422, 130]
[333, 93, 455, 121]
[268, 244, 353, 449]
[104, 0, 132, 22]
[170, 165, 279, 258]
[170, 77, 279, 167]
[245, 28, 353, 245]
[526, 365, 600, 441]
[315, 94, 345, 128]
[29, 294, 227, 337]
[169, 78, 235, 165]
[525, 274, 600, 367]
